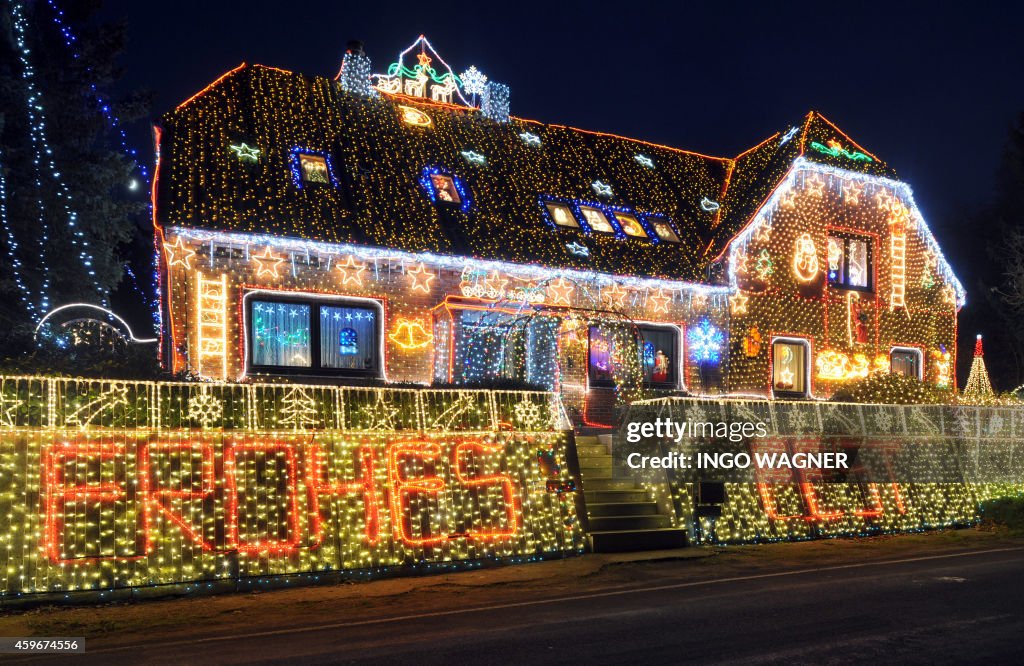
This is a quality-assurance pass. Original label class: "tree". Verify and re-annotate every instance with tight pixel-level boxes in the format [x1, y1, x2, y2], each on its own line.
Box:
[987, 112, 1024, 390]
[0, 0, 148, 354]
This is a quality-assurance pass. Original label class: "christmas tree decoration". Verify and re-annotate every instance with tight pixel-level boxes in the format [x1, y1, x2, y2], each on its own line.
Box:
[963, 335, 995, 401]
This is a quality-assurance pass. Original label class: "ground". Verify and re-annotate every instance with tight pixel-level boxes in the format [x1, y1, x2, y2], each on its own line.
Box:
[3, 528, 1023, 664]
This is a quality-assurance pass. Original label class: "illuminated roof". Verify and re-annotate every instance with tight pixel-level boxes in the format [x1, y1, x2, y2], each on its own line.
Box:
[155, 63, 906, 283]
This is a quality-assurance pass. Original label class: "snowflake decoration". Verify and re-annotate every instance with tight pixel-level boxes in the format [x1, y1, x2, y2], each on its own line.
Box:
[514, 400, 544, 430]
[687, 318, 724, 364]
[460, 66, 488, 97]
[187, 391, 223, 429]
[872, 409, 894, 433]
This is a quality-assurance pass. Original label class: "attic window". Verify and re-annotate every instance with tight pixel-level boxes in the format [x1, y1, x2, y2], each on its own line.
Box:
[545, 202, 579, 228]
[430, 174, 462, 204]
[579, 206, 615, 234]
[290, 149, 336, 189]
[299, 154, 329, 184]
[614, 212, 649, 239]
[647, 216, 680, 243]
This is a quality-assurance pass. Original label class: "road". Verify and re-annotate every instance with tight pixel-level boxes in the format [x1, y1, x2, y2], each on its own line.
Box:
[15, 545, 1024, 665]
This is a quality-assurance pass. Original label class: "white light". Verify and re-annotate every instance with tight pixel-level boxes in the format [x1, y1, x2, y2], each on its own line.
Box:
[128, 178, 138, 191]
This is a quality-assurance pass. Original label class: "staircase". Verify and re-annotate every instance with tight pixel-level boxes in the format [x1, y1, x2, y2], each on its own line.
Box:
[574, 434, 687, 553]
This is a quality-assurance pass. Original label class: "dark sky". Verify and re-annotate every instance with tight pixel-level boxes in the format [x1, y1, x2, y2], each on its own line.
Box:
[102, 0, 1024, 383]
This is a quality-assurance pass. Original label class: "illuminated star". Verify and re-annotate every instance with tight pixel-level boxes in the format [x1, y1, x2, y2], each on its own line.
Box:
[229, 142, 261, 162]
[591, 180, 613, 198]
[778, 368, 795, 387]
[874, 189, 894, 211]
[546, 277, 575, 306]
[602, 284, 628, 309]
[519, 132, 541, 147]
[416, 52, 433, 69]
[691, 292, 708, 311]
[754, 222, 772, 244]
[406, 263, 435, 293]
[729, 291, 749, 315]
[336, 255, 367, 287]
[648, 289, 671, 314]
[779, 190, 797, 210]
[700, 197, 721, 212]
[251, 246, 285, 278]
[163, 236, 196, 270]
[842, 181, 863, 206]
[804, 174, 825, 197]
[483, 271, 509, 299]
[565, 242, 589, 257]
[634, 154, 655, 168]
[460, 150, 486, 165]
[360, 393, 399, 431]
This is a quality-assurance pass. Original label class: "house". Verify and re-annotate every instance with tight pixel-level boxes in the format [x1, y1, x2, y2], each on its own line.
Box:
[153, 37, 965, 426]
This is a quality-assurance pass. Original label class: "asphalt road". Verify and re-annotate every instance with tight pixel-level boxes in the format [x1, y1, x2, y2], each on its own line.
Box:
[18, 546, 1024, 665]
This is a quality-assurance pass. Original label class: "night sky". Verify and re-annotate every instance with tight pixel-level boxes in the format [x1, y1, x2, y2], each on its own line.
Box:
[102, 0, 1024, 385]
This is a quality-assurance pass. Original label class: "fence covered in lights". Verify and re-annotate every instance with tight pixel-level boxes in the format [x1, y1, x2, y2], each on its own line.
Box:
[0, 376, 583, 601]
[621, 398, 1023, 544]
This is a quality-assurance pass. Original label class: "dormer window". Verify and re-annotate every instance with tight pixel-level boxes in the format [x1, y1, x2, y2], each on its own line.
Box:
[291, 149, 336, 189]
[647, 216, 680, 243]
[430, 174, 462, 204]
[545, 202, 579, 228]
[614, 212, 649, 239]
[299, 153, 329, 184]
[579, 206, 615, 234]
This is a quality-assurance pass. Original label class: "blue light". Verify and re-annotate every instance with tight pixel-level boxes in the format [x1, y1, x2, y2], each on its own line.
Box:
[688, 318, 723, 364]
[419, 166, 471, 213]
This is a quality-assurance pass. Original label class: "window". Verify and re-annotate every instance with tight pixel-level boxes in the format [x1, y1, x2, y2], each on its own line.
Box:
[588, 326, 617, 386]
[298, 153, 329, 184]
[251, 301, 311, 368]
[452, 310, 557, 389]
[545, 202, 579, 228]
[579, 206, 616, 234]
[647, 216, 680, 243]
[890, 347, 922, 380]
[827, 234, 872, 290]
[772, 339, 809, 397]
[638, 325, 679, 387]
[615, 212, 650, 239]
[247, 294, 382, 377]
[588, 325, 679, 388]
[430, 174, 462, 204]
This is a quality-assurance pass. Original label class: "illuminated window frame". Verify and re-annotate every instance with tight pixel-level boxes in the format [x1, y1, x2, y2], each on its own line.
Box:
[889, 346, 923, 381]
[289, 148, 338, 189]
[242, 290, 384, 380]
[614, 212, 653, 240]
[826, 232, 874, 292]
[770, 336, 812, 399]
[638, 322, 683, 389]
[544, 202, 580, 229]
[645, 215, 681, 243]
[420, 166, 471, 213]
[539, 197, 666, 244]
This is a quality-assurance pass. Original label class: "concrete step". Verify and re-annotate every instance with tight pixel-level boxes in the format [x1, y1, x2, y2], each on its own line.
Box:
[576, 456, 612, 468]
[579, 462, 612, 475]
[584, 489, 651, 504]
[587, 502, 659, 518]
[575, 435, 601, 445]
[589, 528, 688, 553]
[582, 477, 638, 491]
[575, 443, 609, 456]
[588, 514, 673, 531]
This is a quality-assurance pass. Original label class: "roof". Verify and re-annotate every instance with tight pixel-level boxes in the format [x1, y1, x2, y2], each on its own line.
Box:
[154, 63, 895, 283]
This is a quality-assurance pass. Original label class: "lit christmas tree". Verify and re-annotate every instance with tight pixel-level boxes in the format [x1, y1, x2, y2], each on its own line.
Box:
[962, 334, 995, 401]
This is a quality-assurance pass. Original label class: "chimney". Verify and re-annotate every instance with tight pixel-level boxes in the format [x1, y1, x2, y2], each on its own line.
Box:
[338, 39, 373, 97]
